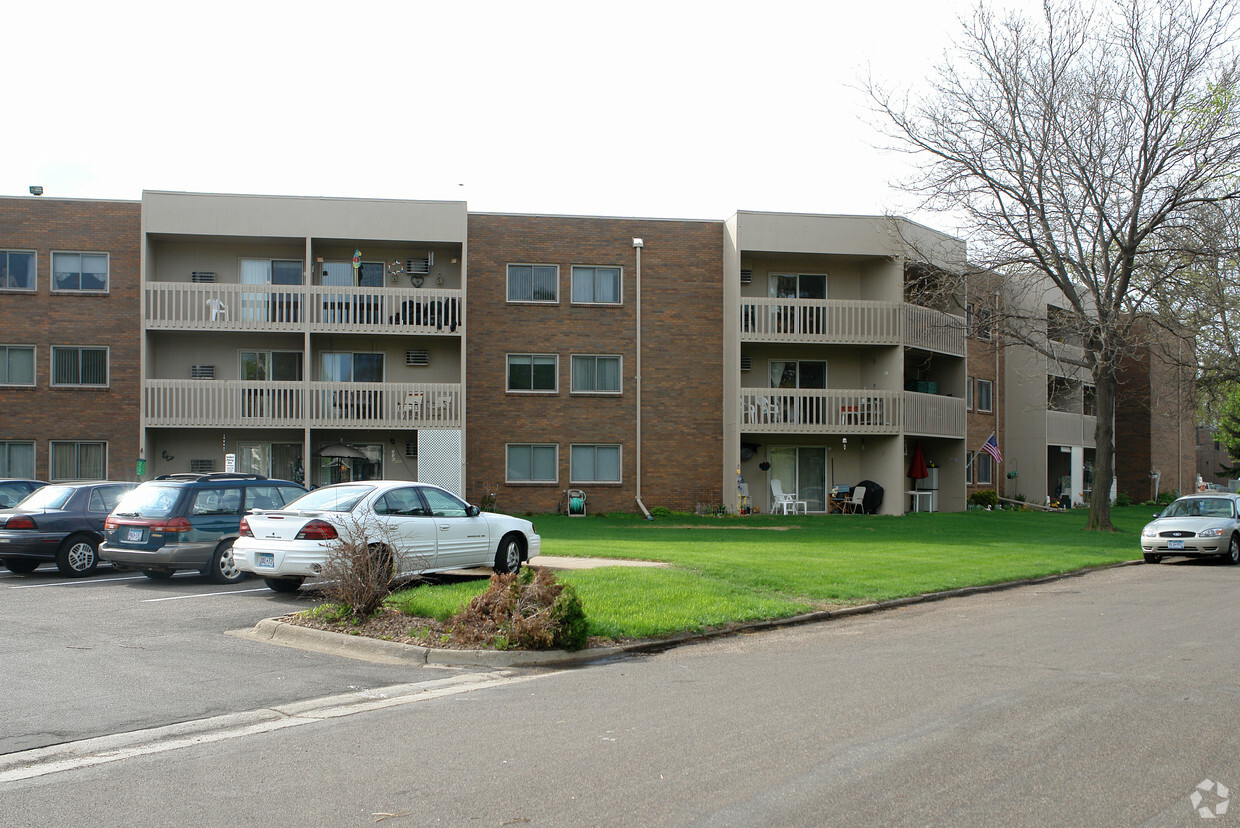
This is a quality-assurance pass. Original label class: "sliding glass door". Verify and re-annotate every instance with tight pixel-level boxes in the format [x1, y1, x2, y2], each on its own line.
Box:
[769, 447, 827, 512]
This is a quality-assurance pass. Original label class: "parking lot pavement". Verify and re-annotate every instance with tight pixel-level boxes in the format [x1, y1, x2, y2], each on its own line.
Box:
[0, 564, 480, 755]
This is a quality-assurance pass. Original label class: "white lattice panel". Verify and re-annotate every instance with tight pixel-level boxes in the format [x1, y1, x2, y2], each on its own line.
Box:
[418, 429, 462, 497]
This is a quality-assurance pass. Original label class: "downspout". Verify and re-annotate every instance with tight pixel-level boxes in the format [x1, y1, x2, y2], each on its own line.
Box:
[633, 237, 652, 520]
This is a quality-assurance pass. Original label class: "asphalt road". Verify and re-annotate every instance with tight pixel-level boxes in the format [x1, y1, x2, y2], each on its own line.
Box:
[2, 558, 1239, 826]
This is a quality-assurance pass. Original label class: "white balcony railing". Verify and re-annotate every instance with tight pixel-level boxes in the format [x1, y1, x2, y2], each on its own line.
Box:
[738, 298, 965, 357]
[739, 389, 966, 438]
[144, 282, 464, 335]
[902, 303, 966, 356]
[145, 380, 463, 429]
[902, 391, 966, 438]
[1047, 410, 1097, 447]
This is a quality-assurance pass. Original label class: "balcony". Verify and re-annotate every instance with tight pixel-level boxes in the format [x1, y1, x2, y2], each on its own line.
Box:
[739, 389, 965, 438]
[144, 282, 464, 336]
[738, 299, 964, 356]
[144, 380, 463, 429]
[1047, 410, 1097, 447]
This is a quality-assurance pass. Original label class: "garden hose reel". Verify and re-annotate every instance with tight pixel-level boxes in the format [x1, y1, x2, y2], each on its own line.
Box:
[566, 489, 587, 516]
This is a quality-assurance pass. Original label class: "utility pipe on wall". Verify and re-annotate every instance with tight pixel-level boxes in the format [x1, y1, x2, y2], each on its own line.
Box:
[633, 237, 652, 520]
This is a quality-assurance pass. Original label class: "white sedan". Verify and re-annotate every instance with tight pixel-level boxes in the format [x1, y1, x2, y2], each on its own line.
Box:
[1140, 493, 1240, 564]
[233, 481, 541, 593]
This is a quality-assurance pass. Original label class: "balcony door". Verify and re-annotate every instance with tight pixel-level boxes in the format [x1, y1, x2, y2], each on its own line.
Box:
[239, 351, 303, 418]
[240, 259, 302, 322]
[769, 447, 827, 513]
[322, 261, 384, 323]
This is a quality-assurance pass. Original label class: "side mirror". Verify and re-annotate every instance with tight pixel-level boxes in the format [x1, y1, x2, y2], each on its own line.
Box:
[466, 505, 480, 517]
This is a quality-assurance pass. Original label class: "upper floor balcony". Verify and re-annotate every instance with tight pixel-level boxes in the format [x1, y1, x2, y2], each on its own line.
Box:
[144, 380, 462, 430]
[739, 389, 965, 438]
[1047, 410, 1097, 447]
[739, 299, 964, 356]
[144, 282, 464, 336]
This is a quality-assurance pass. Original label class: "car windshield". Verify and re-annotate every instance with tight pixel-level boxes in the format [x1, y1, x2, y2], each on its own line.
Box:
[17, 486, 75, 510]
[285, 485, 373, 513]
[113, 484, 182, 518]
[1161, 498, 1235, 519]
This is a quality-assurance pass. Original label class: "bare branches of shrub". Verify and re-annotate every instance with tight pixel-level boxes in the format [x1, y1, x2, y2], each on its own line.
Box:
[450, 569, 587, 651]
[317, 512, 428, 621]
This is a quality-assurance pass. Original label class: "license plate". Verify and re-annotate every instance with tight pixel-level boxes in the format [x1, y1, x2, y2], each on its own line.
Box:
[1168, 540, 1184, 550]
[126, 528, 143, 542]
[257, 553, 275, 568]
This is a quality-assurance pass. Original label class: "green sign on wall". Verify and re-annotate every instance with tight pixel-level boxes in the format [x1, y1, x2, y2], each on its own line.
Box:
[136, 459, 146, 477]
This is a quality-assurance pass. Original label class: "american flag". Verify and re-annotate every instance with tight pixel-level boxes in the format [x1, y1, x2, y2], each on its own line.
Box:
[982, 433, 1003, 463]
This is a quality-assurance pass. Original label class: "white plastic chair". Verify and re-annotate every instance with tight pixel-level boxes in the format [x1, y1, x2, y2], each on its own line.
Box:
[770, 479, 802, 515]
[843, 485, 867, 514]
[756, 396, 783, 423]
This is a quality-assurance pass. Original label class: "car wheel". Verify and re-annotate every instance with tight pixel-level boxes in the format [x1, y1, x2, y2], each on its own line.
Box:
[206, 541, 246, 585]
[56, 535, 100, 577]
[1228, 535, 1240, 565]
[494, 534, 523, 574]
[262, 575, 303, 594]
[2, 558, 39, 574]
[1143, 553, 1163, 564]
[264, 576, 305, 593]
[142, 570, 175, 580]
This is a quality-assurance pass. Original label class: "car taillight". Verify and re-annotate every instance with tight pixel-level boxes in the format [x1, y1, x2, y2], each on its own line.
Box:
[295, 519, 338, 540]
[105, 517, 117, 531]
[239, 517, 253, 538]
[156, 516, 193, 534]
[3, 515, 37, 530]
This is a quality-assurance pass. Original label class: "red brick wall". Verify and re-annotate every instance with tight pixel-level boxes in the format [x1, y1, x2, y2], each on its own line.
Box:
[1116, 325, 1196, 500]
[0, 197, 141, 481]
[466, 214, 724, 514]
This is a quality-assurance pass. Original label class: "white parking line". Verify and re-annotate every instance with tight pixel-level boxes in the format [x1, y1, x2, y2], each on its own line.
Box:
[141, 587, 271, 602]
[9, 575, 148, 589]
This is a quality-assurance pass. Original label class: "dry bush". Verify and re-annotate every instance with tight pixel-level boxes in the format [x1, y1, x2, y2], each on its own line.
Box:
[450, 568, 587, 651]
[317, 513, 427, 621]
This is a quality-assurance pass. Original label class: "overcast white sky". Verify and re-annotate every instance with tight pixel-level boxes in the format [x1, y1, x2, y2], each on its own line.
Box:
[8, 0, 978, 227]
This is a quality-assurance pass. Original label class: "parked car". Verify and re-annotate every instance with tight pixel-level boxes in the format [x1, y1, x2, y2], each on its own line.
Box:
[0, 481, 138, 577]
[1140, 493, 1240, 564]
[0, 479, 48, 509]
[100, 473, 306, 583]
[232, 480, 541, 593]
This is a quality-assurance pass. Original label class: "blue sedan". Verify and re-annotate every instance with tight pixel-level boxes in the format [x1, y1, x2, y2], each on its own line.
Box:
[0, 482, 137, 577]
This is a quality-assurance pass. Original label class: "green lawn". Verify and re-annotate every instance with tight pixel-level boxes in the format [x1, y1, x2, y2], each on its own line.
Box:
[389, 505, 1154, 641]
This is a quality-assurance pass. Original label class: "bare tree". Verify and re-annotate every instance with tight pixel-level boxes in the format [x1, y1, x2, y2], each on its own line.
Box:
[870, 0, 1240, 529]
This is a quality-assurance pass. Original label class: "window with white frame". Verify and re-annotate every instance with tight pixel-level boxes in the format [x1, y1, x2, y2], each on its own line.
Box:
[1, 346, 35, 385]
[51, 346, 107, 387]
[507, 354, 558, 392]
[571, 355, 621, 393]
[320, 352, 382, 382]
[0, 250, 35, 291]
[52, 252, 108, 292]
[571, 266, 621, 304]
[507, 264, 559, 303]
[976, 379, 993, 413]
[965, 376, 974, 410]
[0, 441, 35, 478]
[50, 441, 105, 481]
[571, 444, 621, 483]
[976, 450, 994, 485]
[506, 443, 557, 483]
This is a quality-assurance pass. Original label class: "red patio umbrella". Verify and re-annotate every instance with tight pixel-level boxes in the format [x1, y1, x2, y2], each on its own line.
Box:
[907, 442, 929, 480]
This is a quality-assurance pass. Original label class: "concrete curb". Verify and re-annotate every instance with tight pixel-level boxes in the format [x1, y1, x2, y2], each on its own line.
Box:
[233, 560, 1143, 668]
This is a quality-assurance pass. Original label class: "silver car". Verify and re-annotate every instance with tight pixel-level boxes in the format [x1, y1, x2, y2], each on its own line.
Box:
[1140, 494, 1240, 564]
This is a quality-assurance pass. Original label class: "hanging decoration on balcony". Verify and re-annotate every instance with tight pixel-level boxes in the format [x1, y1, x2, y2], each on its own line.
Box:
[386, 258, 424, 288]
[351, 249, 362, 270]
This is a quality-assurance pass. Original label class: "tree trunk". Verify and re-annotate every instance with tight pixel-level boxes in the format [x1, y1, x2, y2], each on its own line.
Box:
[1086, 369, 1117, 532]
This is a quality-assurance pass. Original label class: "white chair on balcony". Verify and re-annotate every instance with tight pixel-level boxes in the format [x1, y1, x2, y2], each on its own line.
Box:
[205, 297, 228, 321]
[756, 396, 783, 424]
[400, 392, 424, 420]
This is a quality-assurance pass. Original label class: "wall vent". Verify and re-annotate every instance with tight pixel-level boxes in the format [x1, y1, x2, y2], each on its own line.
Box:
[190, 365, 215, 379]
[405, 253, 434, 275]
[740, 269, 753, 284]
[189, 459, 214, 474]
[405, 437, 418, 458]
[740, 356, 752, 372]
[405, 350, 430, 366]
[191, 271, 216, 283]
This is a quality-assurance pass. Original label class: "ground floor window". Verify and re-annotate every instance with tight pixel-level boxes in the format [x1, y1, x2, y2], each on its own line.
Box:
[768, 446, 827, 512]
[976, 451, 994, 485]
[317, 443, 381, 486]
[50, 441, 105, 481]
[570, 444, 621, 483]
[239, 442, 303, 484]
[507, 444, 557, 483]
[1, 441, 34, 478]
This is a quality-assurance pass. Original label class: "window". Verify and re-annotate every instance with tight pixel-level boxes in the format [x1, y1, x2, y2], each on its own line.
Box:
[191, 488, 243, 516]
[507, 444, 557, 483]
[0, 250, 35, 291]
[1047, 305, 1074, 344]
[976, 451, 994, 485]
[50, 441, 105, 481]
[52, 252, 108, 292]
[769, 273, 827, 299]
[965, 377, 974, 411]
[507, 265, 559, 303]
[975, 306, 993, 341]
[0, 346, 34, 385]
[321, 352, 383, 382]
[0, 441, 35, 478]
[770, 360, 826, 389]
[1083, 384, 1097, 417]
[571, 444, 621, 483]
[571, 355, 621, 393]
[241, 351, 303, 381]
[419, 486, 470, 517]
[1047, 375, 1073, 411]
[51, 346, 107, 387]
[976, 379, 993, 413]
[571, 266, 621, 304]
[508, 354, 558, 392]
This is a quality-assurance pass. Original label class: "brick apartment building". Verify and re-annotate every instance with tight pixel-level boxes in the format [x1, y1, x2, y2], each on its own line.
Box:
[0, 197, 140, 484]
[0, 190, 1197, 513]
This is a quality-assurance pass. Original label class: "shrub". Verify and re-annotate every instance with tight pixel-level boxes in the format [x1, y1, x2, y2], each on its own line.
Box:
[317, 513, 428, 622]
[1156, 489, 1179, 505]
[970, 489, 999, 508]
[1115, 492, 1132, 507]
[649, 506, 673, 518]
[450, 568, 587, 651]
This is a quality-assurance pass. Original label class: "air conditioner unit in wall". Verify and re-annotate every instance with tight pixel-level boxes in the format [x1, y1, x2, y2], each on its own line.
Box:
[405, 253, 434, 275]
[740, 356, 752, 372]
[191, 271, 216, 283]
[405, 350, 430, 366]
[405, 439, 418, 458]
[190, 365, 216, 379]
[740, 269, 753, 284]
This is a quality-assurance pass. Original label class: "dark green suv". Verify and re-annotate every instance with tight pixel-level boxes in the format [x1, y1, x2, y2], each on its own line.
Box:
[100, 473, 306, 583]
